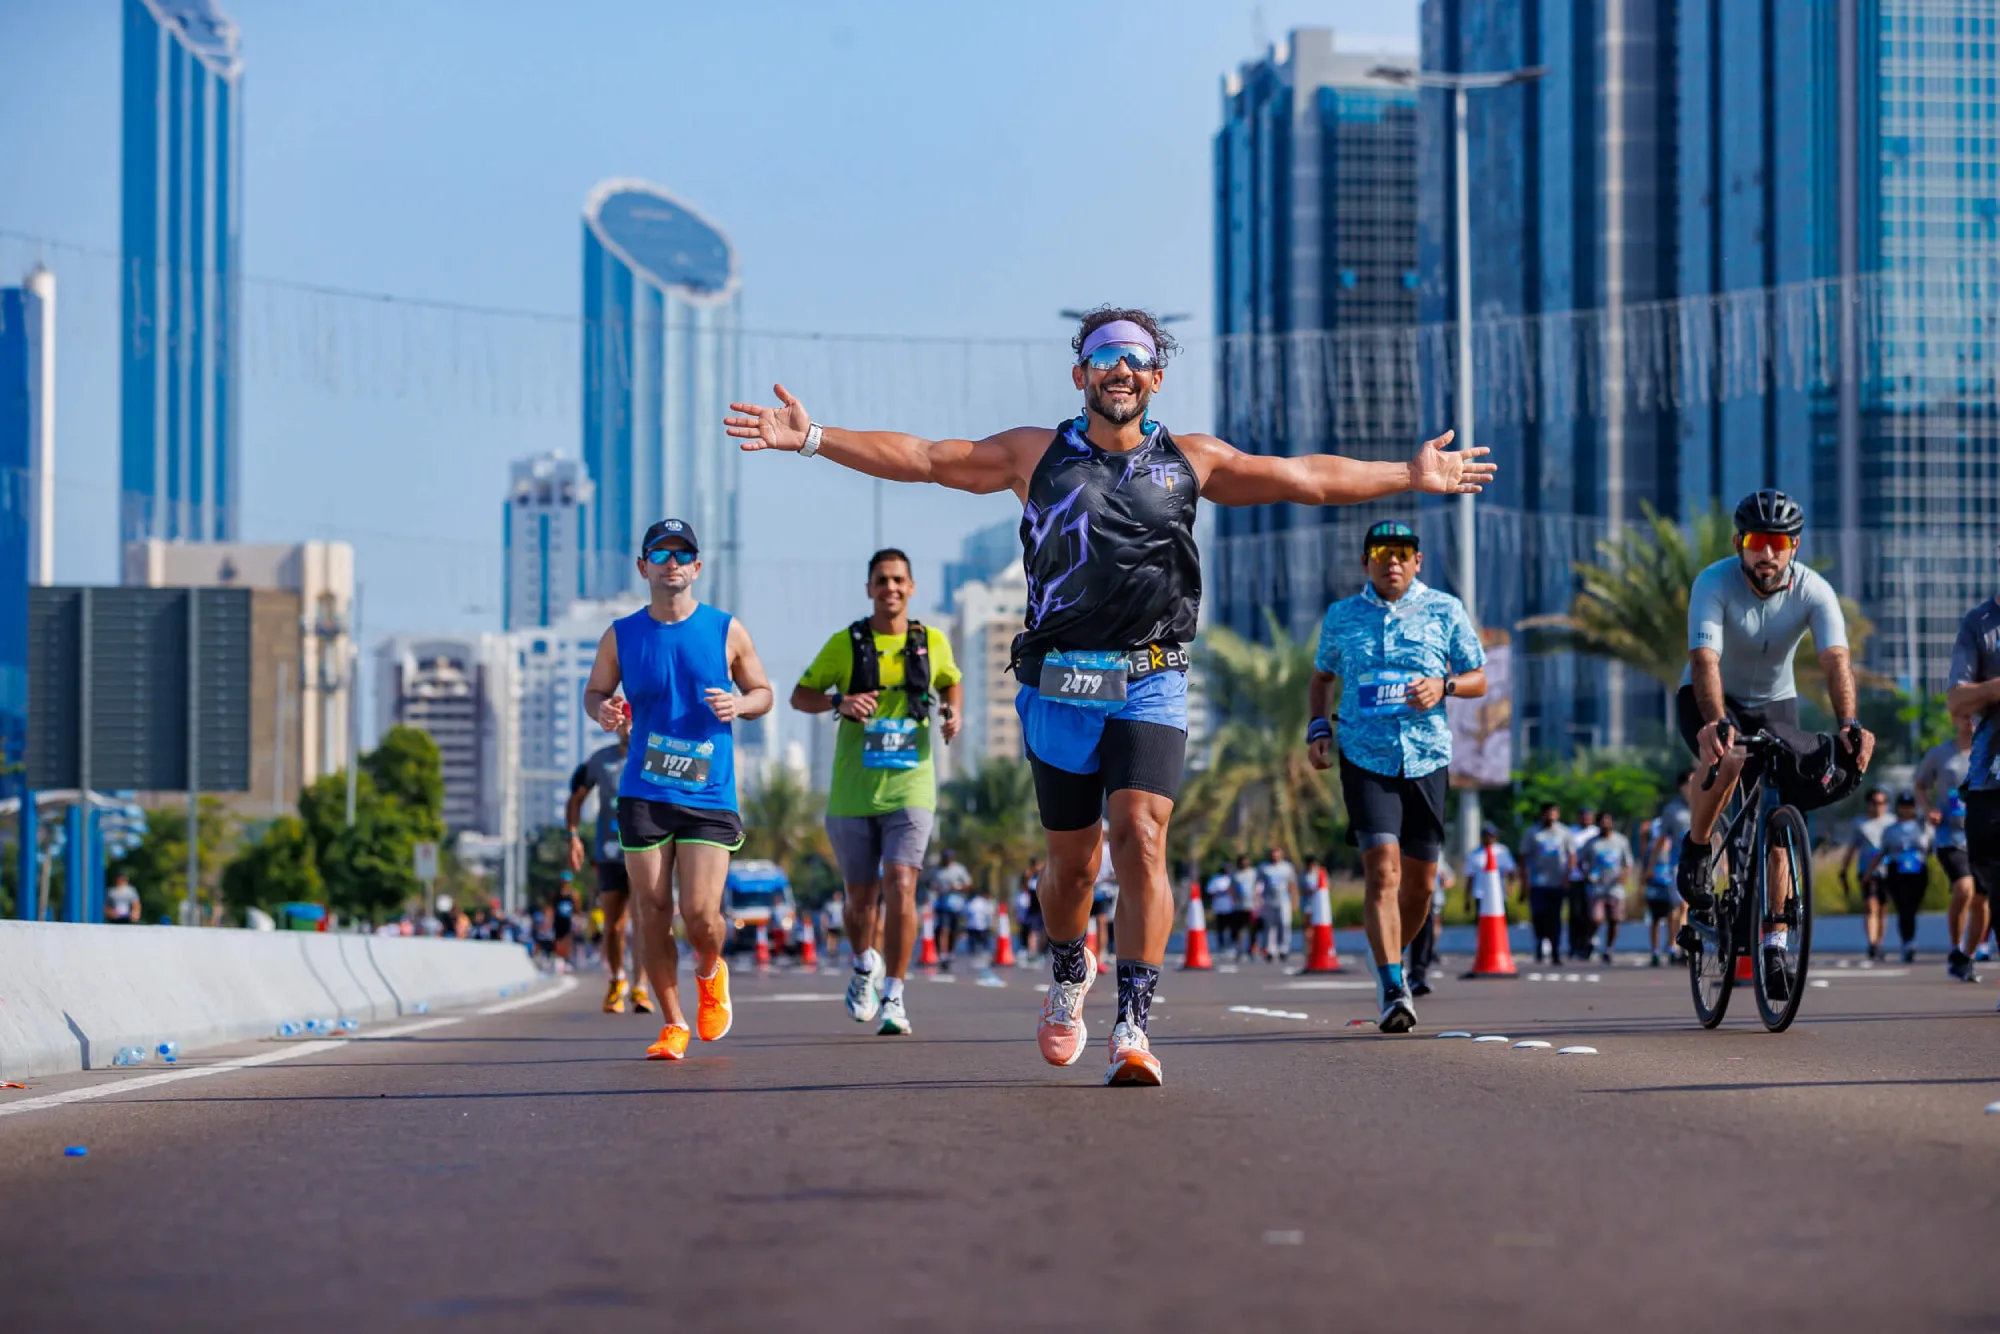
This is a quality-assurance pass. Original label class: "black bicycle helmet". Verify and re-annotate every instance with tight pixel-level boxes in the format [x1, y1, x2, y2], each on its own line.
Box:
[1733, 488, 1804, 537]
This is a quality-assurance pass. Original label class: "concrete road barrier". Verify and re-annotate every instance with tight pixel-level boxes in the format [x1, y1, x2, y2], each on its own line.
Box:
[0, 922, 540, 1080]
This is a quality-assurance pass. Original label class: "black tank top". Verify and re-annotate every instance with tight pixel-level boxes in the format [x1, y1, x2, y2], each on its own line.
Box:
[1017, 418, 1201, 659]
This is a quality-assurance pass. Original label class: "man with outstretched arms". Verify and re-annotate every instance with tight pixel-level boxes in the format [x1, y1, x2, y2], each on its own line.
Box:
[566, 702, 653, 1015]
[581, 519, 775, 1061]
[792, 547, 964, 1036]
[1915, 720, 1983, 982]
[1676, 490, 1873, 997]
[1307, 520, 1488, 1033]
[727, 307, 1491, 1086]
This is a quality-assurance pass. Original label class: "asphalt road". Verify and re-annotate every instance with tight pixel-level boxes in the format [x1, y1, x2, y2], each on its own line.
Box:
[2, 947, 1996, 1333]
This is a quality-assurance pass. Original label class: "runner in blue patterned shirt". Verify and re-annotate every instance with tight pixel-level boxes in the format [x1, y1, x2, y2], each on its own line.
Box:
[1307, 519, 1487, 1033]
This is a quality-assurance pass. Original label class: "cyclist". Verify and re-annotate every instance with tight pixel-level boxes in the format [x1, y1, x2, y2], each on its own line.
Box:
[1675, 489, 1875, 995]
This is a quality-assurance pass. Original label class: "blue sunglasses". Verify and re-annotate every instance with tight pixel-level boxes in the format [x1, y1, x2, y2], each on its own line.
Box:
[645, 548, 697, 566]
[1081, 344, 1163, 373]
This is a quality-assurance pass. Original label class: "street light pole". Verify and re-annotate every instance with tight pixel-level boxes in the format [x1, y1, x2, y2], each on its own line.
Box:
[1369, 61, 1547, 860]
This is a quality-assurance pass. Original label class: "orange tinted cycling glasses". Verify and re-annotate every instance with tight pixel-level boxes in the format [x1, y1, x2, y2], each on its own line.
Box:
[1739, 532, 1798, 555]
[1366, 542, 1419, 564]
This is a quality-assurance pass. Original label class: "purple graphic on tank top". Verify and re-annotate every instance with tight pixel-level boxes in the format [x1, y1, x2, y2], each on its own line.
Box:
[1022, 483, 1091, 626]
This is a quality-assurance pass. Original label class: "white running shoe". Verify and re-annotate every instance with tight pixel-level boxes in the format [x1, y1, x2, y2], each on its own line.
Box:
[1037, 948, 1099, 1066]
[1103, 1020, 1163, 1086]
[845, 958, 884, 1024]
[877, 994, 911, 1036]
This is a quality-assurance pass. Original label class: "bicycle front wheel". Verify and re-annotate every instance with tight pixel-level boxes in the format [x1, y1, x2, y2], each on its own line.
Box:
[1688, 825, 1736, 1027]
[1753, 804, 1814, 1032]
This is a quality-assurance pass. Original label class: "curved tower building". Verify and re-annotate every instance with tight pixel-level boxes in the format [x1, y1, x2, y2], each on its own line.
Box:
[580, 180, 741, 610]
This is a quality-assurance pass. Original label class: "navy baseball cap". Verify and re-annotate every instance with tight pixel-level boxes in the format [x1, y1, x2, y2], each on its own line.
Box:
[642, 518, 698, 555]
[1364, 520, 1419, 553]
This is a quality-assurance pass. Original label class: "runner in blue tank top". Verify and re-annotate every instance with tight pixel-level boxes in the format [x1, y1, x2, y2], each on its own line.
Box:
[727, 306, 1493, 1088]
[582, 517, 774, 1062]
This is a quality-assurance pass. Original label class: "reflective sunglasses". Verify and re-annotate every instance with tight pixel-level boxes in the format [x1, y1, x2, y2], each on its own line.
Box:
[645, 547, 697, 565]
[1366, 542, 1418, 564]
[1081, 344, 1163, 373]
[1739, 532, 1797, 555]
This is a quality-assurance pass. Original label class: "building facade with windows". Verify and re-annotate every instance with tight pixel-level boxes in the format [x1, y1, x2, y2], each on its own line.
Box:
[1212, 28, 1422, 644]
[503, 453, 594, 631]
[374, 634, 516, 838]
[120, 0, 243, 549]
[950, 560, 1028, 766]
[581, 180, 740, 609]
[508, 598, 637, 832]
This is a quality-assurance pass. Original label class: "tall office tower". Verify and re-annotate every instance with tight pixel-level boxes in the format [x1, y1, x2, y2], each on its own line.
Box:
[503, 453, 594, 631]
[375, 634, 517, 837]
[0, 268, 54, 779]
[1848, 0, 2000, 693]
[950, 561, 1029, 766]
[580, 180, 741, 610]
[1213, 29, 1421, 643]
[120, 0, 243, 548]
[1417, 0, 1679, 752]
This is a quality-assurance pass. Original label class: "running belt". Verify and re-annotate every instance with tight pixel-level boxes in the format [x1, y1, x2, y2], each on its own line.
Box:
[1013, 642, 1190, 689]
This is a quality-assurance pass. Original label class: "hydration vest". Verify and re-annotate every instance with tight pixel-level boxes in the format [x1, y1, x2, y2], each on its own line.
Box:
[846, 620, 934, 717]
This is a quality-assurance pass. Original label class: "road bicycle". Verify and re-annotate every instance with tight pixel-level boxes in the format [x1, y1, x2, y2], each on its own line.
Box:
[1687, 729, 1814, 1031]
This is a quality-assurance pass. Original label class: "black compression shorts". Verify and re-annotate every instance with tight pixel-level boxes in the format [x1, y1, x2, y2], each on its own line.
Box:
[1965, 791, 2000, 897]
[595, 860, 631, 897]
[1027, 719, 1186, 832]
[1936, 845, 1971, 884]
[616, 797, 746, 852]
[1338, 753, 1446, 863]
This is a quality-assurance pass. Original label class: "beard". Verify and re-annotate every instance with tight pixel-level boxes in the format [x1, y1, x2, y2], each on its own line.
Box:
[1086, 379, 1149, 426]
[1743, 559, 1788, 594]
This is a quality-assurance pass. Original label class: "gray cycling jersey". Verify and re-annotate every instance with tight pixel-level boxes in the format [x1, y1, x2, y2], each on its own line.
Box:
[1681, 558, 1848, 707]
[573, 742, 628, 865]
[1914, 740, 1971, 849]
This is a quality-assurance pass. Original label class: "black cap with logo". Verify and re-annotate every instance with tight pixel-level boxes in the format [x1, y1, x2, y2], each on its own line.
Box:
[642, 518, 699, 555]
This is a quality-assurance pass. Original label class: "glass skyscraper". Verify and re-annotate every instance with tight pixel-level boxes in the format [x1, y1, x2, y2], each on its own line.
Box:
[0, 276, 45, 783]
[1212, 29, 1422, 643]
[580, 180, 741, 610]
[120, 0, 243, 550]
[502, 453, 594, 631]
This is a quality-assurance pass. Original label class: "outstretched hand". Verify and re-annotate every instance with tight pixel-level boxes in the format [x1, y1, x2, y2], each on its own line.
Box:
[1408, 429, 1495, 496]
[725, 384, 811, 453]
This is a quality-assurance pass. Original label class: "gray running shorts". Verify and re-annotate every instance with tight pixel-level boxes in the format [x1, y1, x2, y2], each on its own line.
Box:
[826, 809, 937, 884]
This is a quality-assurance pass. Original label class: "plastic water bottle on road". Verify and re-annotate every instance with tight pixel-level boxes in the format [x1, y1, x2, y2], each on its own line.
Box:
[156, 1041, 179, 1064]
[111, 1046, 147, 1067]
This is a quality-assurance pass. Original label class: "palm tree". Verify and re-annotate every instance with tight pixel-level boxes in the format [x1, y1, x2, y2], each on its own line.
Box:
[938, 757, 1041, 897]
[1522, 501, 1884, 700]
[739, 767, 827, 886]
[1176, 615, 1339, 865]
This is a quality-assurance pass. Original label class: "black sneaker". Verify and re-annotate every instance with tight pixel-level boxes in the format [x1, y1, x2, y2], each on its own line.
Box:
[1378, 987, 1418, 1034]
[1677, 849, 1717, 914]
[1763, 946, 1790, 1001]
[1902, 946, 1917, 964]
[1948, 950, 1975, 982]
[1410, 977, 1433, 998]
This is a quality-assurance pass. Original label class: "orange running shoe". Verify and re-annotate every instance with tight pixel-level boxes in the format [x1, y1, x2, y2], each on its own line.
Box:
[631, 983, 655, 1014]
[695, 959, 733, 1041]
[645, 1024, 690, 1060]
[1103, 1020, 1163, 1086]
[602, 978, 629, 1014]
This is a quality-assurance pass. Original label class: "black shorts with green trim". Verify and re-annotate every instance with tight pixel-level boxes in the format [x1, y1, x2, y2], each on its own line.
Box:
[616, 797, 745, 853]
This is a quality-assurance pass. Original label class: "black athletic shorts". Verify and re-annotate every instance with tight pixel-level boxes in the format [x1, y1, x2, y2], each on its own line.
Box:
[1964, 790, 2000, 897]
[1338, 752, 1446, 863]
[1936, 845, 1972, 884]
[1674, 687, 1860, 812]
[1862, 872, 1893, 905]
[1026, 719, 1187, 832]
[616, 797, 746, 852]
[595, 860, 631, 897]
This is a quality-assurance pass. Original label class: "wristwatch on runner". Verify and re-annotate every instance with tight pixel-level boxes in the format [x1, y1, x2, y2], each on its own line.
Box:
[829, 689, 845, 718]
[801, 422, 824, 457]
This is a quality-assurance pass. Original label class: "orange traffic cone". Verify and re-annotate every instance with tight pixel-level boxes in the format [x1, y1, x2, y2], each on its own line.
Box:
[1085, 917, 1100, 960]
[1461, 846, 1518, 979]
[797, 915, 818, 971]
[918, 908, 939, 970]
[992, 906, 1017, 967]
[754, 922, 771, 970]
[1181, 887, 1213, 970]
[1735, 951, 1754, 983]
[1302, 871, 1343, 973]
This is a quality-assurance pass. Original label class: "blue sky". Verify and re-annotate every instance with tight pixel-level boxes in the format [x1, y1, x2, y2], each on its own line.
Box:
[0, 0, 1417, 716]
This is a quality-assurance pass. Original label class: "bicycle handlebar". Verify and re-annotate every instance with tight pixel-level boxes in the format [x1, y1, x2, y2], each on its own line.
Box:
[1701, 725, 1782, 792]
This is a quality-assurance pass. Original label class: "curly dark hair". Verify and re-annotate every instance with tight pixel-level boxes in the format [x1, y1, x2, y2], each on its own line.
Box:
[1069, 306, 1179, 365]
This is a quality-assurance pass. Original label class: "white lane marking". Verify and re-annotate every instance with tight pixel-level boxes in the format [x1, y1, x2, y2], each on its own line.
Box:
[1280, 980, 1376, 991]
[1512, 1040, 1552, 1050]
[1437, 1031, 1473, 1039]
[1471, 1035, 1510, 1044]
[1557, 1046, 1599, 1056]
[1228, 1006, 1309, 1020]
[0, 978, 577, 1122]
[0, 1041, 348, 1120]
[476, 976, 580, 1014]
[739, 994, 843, 1003]
[1808, 979, 1831, 988]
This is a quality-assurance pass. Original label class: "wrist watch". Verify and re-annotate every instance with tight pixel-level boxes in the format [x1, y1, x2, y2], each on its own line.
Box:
[801, 422, 824, 457]
[1444, 678, 1457, 697]
[829, 689, 845, 717]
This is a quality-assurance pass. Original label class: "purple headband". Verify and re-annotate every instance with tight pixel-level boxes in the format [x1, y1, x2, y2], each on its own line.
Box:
[1078, 319, 1157, 361]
